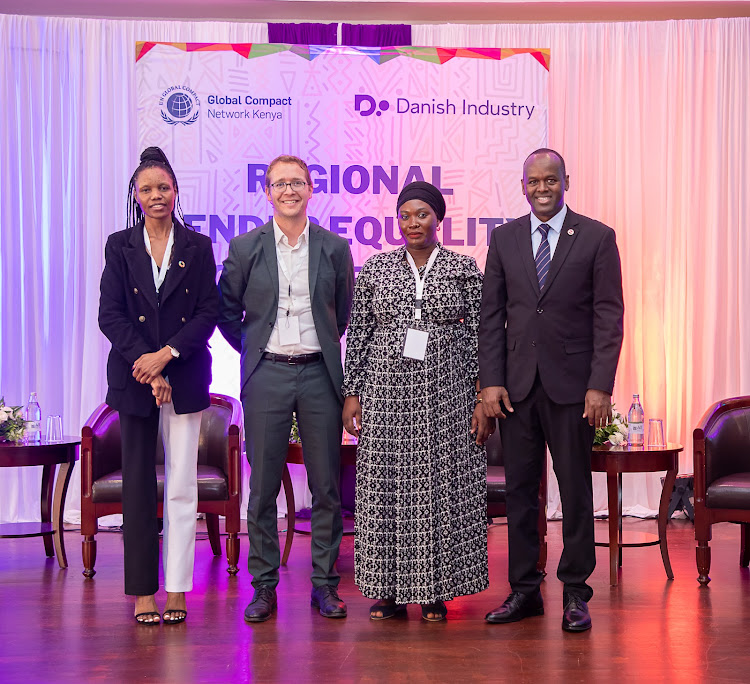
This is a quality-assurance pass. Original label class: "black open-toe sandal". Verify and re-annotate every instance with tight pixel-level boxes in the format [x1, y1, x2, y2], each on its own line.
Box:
[135, 611, 161, 625]
[162, 609, 187, 625]
[370, 600, 407, 620]
[421, 601, 447, 622]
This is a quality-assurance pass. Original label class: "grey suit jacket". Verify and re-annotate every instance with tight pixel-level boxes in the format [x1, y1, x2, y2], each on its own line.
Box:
[217, 221, 355, 402]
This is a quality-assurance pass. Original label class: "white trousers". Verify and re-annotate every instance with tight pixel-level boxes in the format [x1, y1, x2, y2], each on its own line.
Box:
[160, 402, 203, 593]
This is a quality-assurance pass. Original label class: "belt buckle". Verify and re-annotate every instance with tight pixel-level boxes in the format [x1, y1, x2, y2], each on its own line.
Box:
[288, 355, 295, 365]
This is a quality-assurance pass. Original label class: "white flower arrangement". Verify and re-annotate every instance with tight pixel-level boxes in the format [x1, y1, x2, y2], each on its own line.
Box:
[0, 398, 27, 443]
[594, 407, 629, 446]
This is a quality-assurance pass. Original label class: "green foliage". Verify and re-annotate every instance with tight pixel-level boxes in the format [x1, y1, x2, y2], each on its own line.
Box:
[593, 406, 628, 446]
[0, 397, 27, 443]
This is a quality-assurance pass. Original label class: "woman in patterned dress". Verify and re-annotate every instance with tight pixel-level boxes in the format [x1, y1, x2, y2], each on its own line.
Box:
[342, 181, 493, 621]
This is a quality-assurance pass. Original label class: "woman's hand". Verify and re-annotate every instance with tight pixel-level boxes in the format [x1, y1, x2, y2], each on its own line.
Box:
[151, 375, 172, 406]
[343, 395, 362, 438]
[470, 403, 496, 445]
[133, 347, 172, 384]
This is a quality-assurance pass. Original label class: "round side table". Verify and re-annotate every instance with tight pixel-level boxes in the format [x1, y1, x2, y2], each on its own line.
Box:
[0, 437, 80, 568]
[592, 442, 683, 586]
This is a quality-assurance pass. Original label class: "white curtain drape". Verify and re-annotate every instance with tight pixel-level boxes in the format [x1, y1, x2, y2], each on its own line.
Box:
[415, 19, 750, 516]
[0, 15, 268, 524]
[1, 14, 748, 523]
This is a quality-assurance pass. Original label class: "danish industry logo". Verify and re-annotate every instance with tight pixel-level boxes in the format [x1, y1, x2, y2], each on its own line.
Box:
[159, 85, 200, 126]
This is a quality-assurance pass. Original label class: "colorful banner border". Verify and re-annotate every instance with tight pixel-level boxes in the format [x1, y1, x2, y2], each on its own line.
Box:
[135, 42, 550, 70]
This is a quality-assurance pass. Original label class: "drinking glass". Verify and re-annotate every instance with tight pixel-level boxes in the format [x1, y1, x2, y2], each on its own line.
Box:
[46, 415, 63, 442]
[647, 419, 665, 447]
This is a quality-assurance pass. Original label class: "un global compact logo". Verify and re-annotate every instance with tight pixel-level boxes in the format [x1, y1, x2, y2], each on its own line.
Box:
[159, 86, 200, 126]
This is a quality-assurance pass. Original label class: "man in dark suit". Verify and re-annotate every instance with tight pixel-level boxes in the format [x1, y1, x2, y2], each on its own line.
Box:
[218, 155, 355, 622]
[479, 148, 624, 632]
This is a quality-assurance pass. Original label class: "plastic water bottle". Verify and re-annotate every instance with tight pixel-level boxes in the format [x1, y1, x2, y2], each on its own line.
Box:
[627, 394, 644, 446]
[23, 392, 42, 442]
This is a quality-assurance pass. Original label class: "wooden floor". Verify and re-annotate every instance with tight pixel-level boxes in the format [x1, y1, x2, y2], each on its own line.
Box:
[1, 516, 749, 683]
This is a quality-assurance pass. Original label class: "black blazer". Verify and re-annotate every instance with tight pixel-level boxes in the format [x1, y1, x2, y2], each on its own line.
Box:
[217, 221, 354, 401]
[479, 209, 624, 405]
[99, 220, 219, 417]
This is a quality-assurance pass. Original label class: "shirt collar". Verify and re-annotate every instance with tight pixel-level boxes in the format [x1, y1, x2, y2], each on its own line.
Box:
[530, 204, 568, 235]
[273, 218, 310, 247]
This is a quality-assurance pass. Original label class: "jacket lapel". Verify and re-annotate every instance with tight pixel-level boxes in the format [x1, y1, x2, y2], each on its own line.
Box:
[160, 221, 197, 306]
[514, 215, 541, 295]
[260, 223, 280, 305]
[123, 223, 159, 310]
[308, 224, 322, 301]
[540, 210, 580, 298]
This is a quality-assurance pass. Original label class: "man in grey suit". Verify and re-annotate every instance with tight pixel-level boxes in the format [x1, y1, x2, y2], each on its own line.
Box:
[218, 154, 355, 622]
[480, 149, 623, 632]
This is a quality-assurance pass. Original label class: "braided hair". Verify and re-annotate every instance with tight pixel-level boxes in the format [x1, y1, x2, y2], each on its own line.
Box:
[126, 146, 190, 229]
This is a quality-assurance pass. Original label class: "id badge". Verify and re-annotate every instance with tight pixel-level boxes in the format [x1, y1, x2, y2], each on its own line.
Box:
[402, 327, 429, 361]
[279, 315, 301, 345]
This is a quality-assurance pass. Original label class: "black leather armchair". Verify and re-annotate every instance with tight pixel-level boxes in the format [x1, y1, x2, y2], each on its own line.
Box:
[694, 396, 750, 584]
[81, 393, 243, 577]
[486, 430, 547, 573]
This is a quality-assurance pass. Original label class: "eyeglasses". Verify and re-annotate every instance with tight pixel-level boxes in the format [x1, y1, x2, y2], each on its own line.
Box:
[269, 180, 307, 192]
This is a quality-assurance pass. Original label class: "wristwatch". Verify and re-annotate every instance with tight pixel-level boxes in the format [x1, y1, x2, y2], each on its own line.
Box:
[166, 345, 180, 358]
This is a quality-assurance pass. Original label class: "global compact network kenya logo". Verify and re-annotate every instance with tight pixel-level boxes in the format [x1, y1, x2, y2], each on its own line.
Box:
[159, 85, 200, 126]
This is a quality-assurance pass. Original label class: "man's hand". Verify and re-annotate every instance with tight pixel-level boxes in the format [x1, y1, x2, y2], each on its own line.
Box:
[481, 386, 514, 420]
[583, 389, 612, 427]
[151, 375, 172, 406]
[471, 404, 496, 445]
[343, 395, 362, 437]
[133, 347, 172, 384]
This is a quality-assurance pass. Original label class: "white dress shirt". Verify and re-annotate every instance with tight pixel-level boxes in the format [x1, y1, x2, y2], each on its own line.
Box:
[530, 204, 568, 259]
[265, 219, 322, 354]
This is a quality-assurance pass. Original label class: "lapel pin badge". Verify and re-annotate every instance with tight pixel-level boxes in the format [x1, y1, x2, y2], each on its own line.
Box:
[567, 229, 574, 235]
[179, 260, 186, 268]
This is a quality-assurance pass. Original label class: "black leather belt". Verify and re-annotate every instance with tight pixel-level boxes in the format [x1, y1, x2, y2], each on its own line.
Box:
[262, 352, 323, 364]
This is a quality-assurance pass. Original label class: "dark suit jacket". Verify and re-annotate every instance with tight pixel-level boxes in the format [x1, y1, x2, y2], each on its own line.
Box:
[217, 221, 355, 402]
[99, 220, 219, 417]
[479, 209, 624, 405]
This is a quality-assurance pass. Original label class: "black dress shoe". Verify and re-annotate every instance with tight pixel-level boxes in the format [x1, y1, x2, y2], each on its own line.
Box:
[562, 593, 591, 632]
[485, 590, 544, 624]
[244, 586, 277, 623]
[311, 585, 347, 618]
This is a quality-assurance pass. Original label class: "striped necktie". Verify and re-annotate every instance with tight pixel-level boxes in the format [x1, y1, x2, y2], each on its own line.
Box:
[535, 223, 551, 289]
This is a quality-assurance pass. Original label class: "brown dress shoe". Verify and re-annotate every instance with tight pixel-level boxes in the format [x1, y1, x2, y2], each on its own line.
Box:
[244, 586, 277, 623]
[311, 585, 347, 618]
[485, 590, 544, 624]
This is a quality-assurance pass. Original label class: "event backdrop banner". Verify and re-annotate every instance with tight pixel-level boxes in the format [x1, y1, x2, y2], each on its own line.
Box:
[135, 42, 549, 391]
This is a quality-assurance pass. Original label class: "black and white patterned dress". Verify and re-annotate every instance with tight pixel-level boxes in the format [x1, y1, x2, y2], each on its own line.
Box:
[343, 245, 489, 604]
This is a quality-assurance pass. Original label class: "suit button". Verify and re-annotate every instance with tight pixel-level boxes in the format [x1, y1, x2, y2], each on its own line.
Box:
[536, 308, 543, 314]
[258, 347, 263, 353]
[185, 288, 189, 294]
[133, 288, 138, 294]
[138, 316, 146, 323]
[269, 322, 273, 327]
[531, 341, 536, 347]
[181, 317, 186, 323]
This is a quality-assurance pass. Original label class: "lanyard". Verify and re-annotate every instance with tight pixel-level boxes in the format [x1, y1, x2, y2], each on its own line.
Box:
[405, 247, 440, 320]
[143, 224, 175, 293]
[276, 237, 305, 318]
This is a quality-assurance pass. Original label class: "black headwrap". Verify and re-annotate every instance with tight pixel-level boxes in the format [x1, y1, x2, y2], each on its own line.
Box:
[396, 181, 446, 222]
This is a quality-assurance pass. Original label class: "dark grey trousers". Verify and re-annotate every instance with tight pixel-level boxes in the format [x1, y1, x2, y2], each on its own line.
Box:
[241, 357, 343, 590]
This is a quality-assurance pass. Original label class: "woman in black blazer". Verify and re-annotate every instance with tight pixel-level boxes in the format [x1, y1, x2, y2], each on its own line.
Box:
[99, 147, 218, 624]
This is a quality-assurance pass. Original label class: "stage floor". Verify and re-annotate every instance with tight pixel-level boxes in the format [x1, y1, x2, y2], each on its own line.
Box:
[0, 516, 748, 682]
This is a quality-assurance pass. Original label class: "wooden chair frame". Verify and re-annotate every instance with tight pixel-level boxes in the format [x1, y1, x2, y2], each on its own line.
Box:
[694, 396, 750, 585]
[81, 393, 243, 577]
